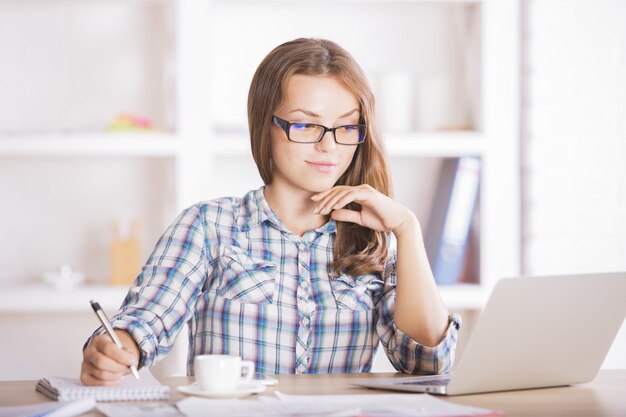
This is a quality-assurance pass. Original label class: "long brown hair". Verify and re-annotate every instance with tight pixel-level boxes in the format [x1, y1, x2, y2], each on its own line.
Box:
[248, 38, 392, 277]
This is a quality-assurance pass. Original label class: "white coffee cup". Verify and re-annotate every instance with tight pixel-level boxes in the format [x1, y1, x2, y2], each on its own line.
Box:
[194, 354, 255, 394]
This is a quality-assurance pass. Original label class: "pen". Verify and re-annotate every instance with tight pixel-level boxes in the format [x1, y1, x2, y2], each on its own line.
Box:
[89, 300, 140, 380]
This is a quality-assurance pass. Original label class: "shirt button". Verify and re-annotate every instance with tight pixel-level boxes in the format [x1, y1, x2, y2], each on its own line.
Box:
[297, 364, 306, 373]
[300, 280, 309, 290]
[298, 242, 306, 251]
[301, 316, 310, 326]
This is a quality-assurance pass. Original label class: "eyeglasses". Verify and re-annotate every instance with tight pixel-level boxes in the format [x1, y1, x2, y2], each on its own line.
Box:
[272, 115, 366, 145]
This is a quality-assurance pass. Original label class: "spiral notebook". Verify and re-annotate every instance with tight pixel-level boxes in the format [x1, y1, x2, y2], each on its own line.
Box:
[35, 368, 169, 402]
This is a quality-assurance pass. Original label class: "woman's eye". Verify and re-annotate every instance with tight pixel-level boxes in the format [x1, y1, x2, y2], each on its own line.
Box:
[293, 123, 314, 131]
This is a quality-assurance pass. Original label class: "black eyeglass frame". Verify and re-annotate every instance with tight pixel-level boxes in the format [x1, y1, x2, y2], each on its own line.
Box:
[271, 115, 367, 145]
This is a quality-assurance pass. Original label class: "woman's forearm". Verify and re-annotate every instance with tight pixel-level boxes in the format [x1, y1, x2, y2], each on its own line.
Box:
[393, 213, 450, 347]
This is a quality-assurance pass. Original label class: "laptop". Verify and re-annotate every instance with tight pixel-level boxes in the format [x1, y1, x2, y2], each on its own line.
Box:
[355, 272, 626, 396]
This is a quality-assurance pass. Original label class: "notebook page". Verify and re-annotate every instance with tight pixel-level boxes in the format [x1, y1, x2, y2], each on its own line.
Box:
[36, 368, 169, 402]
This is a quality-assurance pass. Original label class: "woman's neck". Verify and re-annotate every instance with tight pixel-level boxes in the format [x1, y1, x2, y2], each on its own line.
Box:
[264, 183, 329, 236]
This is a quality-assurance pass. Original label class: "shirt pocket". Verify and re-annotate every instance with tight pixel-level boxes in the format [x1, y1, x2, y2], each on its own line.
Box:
[330, 273, 384, 311]
[217, 245, 277, 304]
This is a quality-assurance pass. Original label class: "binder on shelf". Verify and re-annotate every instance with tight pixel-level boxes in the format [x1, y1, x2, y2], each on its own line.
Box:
[425, 157, 481, 285]
[459, 200, 480, 284]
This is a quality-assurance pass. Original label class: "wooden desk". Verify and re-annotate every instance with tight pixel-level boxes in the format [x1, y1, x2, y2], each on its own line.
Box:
[1, 370, 624, 417]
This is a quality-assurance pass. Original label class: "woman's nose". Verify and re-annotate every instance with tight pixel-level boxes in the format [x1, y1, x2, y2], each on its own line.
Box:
[315, 130, 337, 152]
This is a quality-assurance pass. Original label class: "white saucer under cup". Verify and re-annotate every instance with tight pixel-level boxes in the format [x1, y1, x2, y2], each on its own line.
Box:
[177, 381, 266, 399]
[194, 354, 255, 394]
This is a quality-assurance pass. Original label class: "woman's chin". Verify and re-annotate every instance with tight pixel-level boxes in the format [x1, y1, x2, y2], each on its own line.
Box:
[305, 181, 339, 194]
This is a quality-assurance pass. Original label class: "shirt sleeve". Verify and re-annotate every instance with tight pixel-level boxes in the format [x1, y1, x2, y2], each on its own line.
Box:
[84, 204, 209, 369]
[376, 233, 462, 374]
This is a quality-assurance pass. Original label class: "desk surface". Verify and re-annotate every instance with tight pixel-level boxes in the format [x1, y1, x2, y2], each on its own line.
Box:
[1, 370, 625, 417]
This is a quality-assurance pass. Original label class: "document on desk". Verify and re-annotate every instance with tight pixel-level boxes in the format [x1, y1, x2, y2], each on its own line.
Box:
[0, 398, 95, 417]
[97, 403, 183, 417]
[177, 393, 503, 417]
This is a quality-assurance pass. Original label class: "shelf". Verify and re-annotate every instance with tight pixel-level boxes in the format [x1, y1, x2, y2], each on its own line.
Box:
[0, 283, 488, 313]
[213, 0, 483, 6]
[0, 284, 129, 313]
[210, 131, 484, 158]
[0, 131, 482, 158]
[0, 132, 180, 157]
[386, 132, 484, 157]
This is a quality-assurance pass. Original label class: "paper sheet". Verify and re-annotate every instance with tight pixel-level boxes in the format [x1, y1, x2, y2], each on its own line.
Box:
[98, 403, 183, 417]
[177, 392, 503, 417]
[0, 399, 95, 417]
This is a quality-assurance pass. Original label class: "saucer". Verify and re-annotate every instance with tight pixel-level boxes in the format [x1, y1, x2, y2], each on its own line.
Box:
[177, 382, 266, 399]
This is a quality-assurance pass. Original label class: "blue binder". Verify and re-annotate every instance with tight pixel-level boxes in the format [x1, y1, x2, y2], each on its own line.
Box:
[426, 157, 481, 285]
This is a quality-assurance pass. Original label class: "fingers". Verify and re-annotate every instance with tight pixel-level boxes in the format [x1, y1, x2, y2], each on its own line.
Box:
[331, 209, 363, 225]
[312, 185, 372, 215]
[80, 362, 127, 386]
[80, 334, 138, 386]
[95, 335, 138, 368]
[313, 188, 354, 215]
[310, 188, 334, 201]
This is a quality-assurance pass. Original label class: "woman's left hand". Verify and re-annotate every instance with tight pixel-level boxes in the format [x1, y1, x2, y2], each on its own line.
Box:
[311, 184, 415, 234]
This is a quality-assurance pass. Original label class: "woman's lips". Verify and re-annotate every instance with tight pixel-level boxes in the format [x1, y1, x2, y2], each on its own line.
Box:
[306, 161, 338, 173]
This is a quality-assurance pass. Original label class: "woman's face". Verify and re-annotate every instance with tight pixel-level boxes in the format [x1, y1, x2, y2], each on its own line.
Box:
[270, 74, 360, 194]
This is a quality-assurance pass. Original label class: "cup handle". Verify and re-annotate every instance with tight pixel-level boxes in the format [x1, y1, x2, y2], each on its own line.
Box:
[239, 360, 255, 385]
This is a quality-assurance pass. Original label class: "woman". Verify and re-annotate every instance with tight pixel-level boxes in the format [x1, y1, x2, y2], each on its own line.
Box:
[81, 38, 461, 386]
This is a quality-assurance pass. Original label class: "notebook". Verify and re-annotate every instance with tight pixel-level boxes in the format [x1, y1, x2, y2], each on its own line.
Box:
[354, 271, 626, 396]
[36, 368, 169, 402]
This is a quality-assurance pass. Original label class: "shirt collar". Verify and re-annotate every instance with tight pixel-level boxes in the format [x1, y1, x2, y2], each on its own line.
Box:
[238, 186, 336, 236]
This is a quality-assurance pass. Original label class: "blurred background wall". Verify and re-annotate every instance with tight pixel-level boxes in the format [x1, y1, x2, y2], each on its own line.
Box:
[522, 0, 626, 368]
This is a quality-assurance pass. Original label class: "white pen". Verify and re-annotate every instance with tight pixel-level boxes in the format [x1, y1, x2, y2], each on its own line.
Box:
[89, 300, 140, 380]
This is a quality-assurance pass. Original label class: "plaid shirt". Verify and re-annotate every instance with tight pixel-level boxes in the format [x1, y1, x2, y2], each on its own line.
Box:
[100, 187, 461, 375]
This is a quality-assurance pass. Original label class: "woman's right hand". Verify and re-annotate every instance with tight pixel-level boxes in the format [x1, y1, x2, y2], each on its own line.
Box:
[80, 330, 140, 386]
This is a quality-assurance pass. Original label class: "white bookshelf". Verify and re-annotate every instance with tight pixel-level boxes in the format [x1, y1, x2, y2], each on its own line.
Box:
[0, 133, 180, 157]
[381, 132, 485, 157]
[0, 284, 128, 314]
[212, 131, 484, 158]
[0, 283, 491, 313]
[0, 0, 520, 311]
